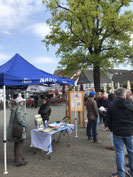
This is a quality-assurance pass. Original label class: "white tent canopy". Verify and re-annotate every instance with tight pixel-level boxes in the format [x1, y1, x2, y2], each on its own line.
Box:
[111, 81, 115, 93]
[26, 84, 60, 93]
[117, 82, 120, 88]
[127, 80, 131, 91]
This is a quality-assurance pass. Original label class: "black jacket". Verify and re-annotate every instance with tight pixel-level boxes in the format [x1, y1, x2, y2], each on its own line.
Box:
[38, 103, 51, 121]
[96, 97, 104, 108]
[106, 97, 133, 136]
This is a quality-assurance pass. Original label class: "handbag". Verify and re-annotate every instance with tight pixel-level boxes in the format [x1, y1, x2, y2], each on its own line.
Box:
[12, 108, 23, 140]
[12, 122, 23, 140]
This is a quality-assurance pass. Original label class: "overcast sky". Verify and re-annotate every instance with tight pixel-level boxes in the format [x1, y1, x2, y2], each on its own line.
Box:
[0, 0, 133, 74]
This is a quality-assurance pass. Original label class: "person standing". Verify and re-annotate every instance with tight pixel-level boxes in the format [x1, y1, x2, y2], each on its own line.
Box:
[96, 92, 104, 124]
[86, 91, 99, 143]
[38, 96, 51, 124]
[34, 94, 39, 108]
[106, 88, 133, 177]
[14, 96, 27, 167]
[126, 90, 132, 100]
[105, 93, 115, 151]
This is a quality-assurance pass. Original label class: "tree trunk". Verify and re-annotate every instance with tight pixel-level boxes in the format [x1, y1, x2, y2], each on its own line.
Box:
[93, 66, 100, 92]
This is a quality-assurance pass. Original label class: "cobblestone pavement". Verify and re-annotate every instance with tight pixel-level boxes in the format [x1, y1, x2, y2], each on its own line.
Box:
[0, 104, 128, 177]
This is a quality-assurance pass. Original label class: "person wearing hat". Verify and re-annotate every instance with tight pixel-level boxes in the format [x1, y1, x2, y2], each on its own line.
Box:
[12, 96, 28, 167]
[86, 91, 99, 143]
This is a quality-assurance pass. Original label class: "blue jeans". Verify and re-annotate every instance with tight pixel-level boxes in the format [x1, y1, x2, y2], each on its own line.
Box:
[113, 134, 133, 177]
[87, 119, 97, 142]
[86, 118, 98, 135]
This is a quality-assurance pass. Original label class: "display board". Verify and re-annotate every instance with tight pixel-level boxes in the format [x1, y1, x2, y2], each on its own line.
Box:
[69, 91, 84, 112]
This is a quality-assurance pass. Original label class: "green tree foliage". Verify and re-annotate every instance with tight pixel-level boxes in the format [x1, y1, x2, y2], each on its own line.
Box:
[42, 0, 133, 91]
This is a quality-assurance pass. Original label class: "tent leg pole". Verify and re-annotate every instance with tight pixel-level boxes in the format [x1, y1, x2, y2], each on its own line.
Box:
[3, 86, 8, 174]
[24, 90, 26, 114]
[24, 90, 27, 128]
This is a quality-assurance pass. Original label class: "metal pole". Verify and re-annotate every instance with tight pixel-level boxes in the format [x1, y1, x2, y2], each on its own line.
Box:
[24, 90, 27, 129]
[3, 86, 8, 174]
[24, 90, 26, 114]
[74, 85, 78, 137]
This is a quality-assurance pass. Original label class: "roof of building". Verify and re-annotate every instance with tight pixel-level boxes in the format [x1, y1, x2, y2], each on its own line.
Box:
[53, 69, 80, 81]
[54, 69, 133, 84]
[53, 70, 72, 78]
[112, 72, 133, 83]
[77, 70, 111, 84]
[108, 69, 130, 75]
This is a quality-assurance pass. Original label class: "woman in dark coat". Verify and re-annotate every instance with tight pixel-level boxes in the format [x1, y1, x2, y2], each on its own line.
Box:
[8, 97, 27, 167]
[38, 96, 51, 124]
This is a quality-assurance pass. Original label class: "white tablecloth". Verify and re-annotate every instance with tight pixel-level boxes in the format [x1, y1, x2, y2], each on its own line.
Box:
[30, 123, 74, 154]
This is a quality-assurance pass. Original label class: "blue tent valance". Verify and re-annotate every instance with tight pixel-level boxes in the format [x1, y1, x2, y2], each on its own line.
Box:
[0, 54, 74, 86]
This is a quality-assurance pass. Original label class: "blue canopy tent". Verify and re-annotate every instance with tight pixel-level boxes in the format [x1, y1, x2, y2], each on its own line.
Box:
[0, 53, 74, 174]
[0, 53, 74, 86]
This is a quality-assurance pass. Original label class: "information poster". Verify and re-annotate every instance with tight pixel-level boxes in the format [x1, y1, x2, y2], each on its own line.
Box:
[69, 91, 84, 112]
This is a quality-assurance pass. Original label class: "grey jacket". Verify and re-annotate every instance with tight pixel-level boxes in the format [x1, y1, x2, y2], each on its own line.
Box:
[8, 105, 26, 142]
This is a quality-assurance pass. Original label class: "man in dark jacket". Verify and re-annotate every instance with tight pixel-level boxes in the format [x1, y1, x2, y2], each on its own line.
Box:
[38, 96, 51, 124]
[106, 88, 133, 177]
[86, 91, 99, 143]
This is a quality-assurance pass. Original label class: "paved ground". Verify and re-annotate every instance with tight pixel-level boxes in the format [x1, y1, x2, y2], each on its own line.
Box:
[0, 104, 128, 177]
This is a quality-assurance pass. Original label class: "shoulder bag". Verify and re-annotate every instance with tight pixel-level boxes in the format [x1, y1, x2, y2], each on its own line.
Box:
[12, 108, 23, 140]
